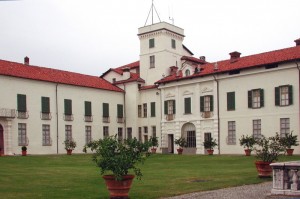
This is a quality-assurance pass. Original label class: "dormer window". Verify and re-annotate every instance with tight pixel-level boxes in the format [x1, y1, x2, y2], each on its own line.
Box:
[185, 69, 190, 76]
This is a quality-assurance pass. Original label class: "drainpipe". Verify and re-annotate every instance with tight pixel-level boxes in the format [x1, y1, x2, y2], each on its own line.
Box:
[296, 62, 300, 139]
[122, 84, 126, 139]
[56, 83, 59, 154]
[212, 74, 220, 155]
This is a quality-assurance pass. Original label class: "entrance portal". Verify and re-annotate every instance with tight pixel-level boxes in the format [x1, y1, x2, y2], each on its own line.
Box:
[181, 123, 196, 154]
[0, 124, 4, 155]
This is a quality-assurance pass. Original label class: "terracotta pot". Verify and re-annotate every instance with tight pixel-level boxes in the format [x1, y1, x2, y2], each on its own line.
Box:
[177, 148, 183, 155]
[103, 175, 135, 198]
[67, 149, 72, 155]
[207, 149, 214, 155]
[151, 148, 157, 154]
[22, 150, 27, 156]
[244, 149, 251, 156]
[255, 161, 272, 178]
[286, 148, 294, 156]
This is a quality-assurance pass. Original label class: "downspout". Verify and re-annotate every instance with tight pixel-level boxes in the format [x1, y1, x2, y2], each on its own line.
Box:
[122, 84, 126, 139]
[296, 62, 300, 139]
[212, 74, 220, 155]
[56, 83, 59, 154]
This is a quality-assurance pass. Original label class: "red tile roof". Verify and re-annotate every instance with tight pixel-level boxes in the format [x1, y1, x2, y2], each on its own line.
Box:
[157, 45, 300, 84]
[101, 61, 140, 77]
[114, 72, 145, 84]
[140, 85, 158, 90]
[181, 56, 207, 64]
[0, 59, 124, 92]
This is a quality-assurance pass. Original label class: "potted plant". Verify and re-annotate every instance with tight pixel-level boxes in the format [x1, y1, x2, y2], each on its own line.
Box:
[21, 146, 27, 156]
[83, 135, 151, 198]
[63, 140, 76, 155]
[280, 131, 299, 156]
[239, 134, 256, 156]
[254, 133, 284, 178]
[174, 137, 187, 155]
[203, 137, 218, 155]
[149, 136, 159, 153]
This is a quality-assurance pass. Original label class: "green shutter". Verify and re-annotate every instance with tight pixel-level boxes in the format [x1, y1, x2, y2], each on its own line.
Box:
[85, 101, 92, 116]
[117, 104, 123, 118]
[173, 100, 176, 114]
[227, 92, 235, 111]
[200, 96, 204, 112]
[17, 94, 26, 112]
[288, 85, 293, 105]
[275, 87, 280, 106]
[41, 97, 50, 113]
[164, 101, 168, 114]
[64, 99, 72, 115]
[209, 95, 214, 111]
[248, 90, 252, 108]
[149, 38, 154, 48]
[103, 103, 109, 117]
[260, 89, 264, 107]
[151, 102, 155, 117]
[184, 98, 191, 114]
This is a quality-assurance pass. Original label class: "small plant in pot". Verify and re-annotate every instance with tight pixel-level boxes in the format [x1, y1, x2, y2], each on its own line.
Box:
[174, 137, 187, 155]
[63, 139, 76, 155]
[203, 137, 218, 155]
[149, 136, 159, 154]
[83, 135, 151, 198]
[239, 134, 256, 156]
[280, 131, 298, 156]
[21, 146, 27, 156]
[254, 133, 285, 178]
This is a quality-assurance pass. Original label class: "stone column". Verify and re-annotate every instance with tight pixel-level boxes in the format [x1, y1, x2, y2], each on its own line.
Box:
[5, 119, 13, 155]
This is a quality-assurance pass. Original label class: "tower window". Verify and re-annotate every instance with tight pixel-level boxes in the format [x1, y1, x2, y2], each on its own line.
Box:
[149, 38, 155, 48]
[172, 39, 176, 49]
[150, 55, 155, 68]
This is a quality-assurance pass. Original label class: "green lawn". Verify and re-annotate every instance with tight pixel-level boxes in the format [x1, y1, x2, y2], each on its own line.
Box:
[0, 154, 299, 199]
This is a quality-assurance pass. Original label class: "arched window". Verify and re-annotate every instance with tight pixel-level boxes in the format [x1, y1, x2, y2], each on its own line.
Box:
[185, 69, 190, 76]
[182, 123, 196, 148]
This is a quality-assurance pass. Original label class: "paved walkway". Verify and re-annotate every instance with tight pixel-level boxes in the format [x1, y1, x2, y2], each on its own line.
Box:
[162, 182, 300, 199]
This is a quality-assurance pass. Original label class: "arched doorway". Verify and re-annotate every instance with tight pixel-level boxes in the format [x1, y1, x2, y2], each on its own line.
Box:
[181, 123, 196, 154]
[0, 124, 4, 155]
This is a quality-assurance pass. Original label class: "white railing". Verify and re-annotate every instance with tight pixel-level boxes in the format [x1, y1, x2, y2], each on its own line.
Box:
[84, 115, 93, 122]
[17, 111, 29, 119]
[41, 112, 52, 120]
[0, 108, 16, 118]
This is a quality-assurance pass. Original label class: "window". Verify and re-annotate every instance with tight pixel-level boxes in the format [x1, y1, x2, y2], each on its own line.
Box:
[102, 103, 110, 123]
[42, 124, 51, 146]
[18, 123, 27, 146]
[186, 131, 196, 148]
[171, 39, 176, 49]
[117, 104, 123, 118]
[149, 38, 155, 48]
[200, 95, 213, 112]
[184, 97, 191, 114]
[253, 120, 261, 139]
[164, 100, 176, 120]
[41, 97, 50, 113]
[143, 103, 147, 118]
[127, 128, 132, 139]
[227, 92, 235, 111]
[138, 127, 142, 141]
[227, 121, 236, 145]
[152, 126, 156, 138]
[118, 128, 123, 141]
[85, 126, 92, 144]
[85, 101, 92, 116]
[280, 118, 290, 137]
[185, 69, 190, 76]
[103, 126, 109, 138]
[144, 126, 148, 134]
[150, 102, 156, 117]
[64, 99, 72, 115]
[65, 125, 72, 141]
[17, 94, 28, 118]
[150, 55, 155, 68]
[275, 85, 293, 106]
[138, 105, 142, 117]
[248, 89, 264, 108]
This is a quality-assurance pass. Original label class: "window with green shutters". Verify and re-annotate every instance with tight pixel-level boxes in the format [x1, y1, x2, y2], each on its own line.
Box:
[184, 97, 191, 114]
[227, 92, 235, 111]
[17, 94, 27, 112]
[117, 104, 123, 118]
[64, 99, 72, 115]
[164, 100, 176, 114]
[103, 103, 109, 117]
[200, 95, 213, 112]
[275, 85, 293, 106]
[84, 101, 92, 116]
[41, 97, 50, 113]
[150, 102, 155, 117]
[149, 38, 155, 48]
[248, 89, 264, 108]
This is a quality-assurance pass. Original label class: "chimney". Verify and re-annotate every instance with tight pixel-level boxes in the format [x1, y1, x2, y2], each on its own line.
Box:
[214, 62, 219, 71]
[229, 51, 241, 60]
[24, 56, 29, 65]
[199, 56, 206, 61]
[169, 66, 178, 75]
[122, 67, 130, 79]
[295, 38, 300, 46]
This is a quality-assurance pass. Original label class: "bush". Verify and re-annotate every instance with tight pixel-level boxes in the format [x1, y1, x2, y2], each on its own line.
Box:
[239, 135, 256, 150]
[203, 137, 218, 150]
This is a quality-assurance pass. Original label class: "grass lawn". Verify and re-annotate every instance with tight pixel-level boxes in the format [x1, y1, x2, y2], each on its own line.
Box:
[0, 154, 299, 199]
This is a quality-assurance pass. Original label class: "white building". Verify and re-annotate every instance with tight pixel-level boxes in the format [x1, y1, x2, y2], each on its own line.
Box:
[1, 21, 300, 155]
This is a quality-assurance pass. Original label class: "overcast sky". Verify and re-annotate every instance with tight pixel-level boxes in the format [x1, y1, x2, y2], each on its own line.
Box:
[1, 0, 300, 76]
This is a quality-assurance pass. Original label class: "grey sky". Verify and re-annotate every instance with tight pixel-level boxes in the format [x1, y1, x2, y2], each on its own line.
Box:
[1, 0, 299, 76]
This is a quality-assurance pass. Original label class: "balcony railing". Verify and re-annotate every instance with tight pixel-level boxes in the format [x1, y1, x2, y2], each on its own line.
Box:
[0, 108, 16, 118]
[117, 117, 124, 123]
[102, 116, 110, 123]
[201, 111, 213, 118]
[41, 112, 52, 120]
[17, 111, 29, 119]
[64, 114, 74, 121]
[84, 115, 93, 122]
[166, 114, 175, 121]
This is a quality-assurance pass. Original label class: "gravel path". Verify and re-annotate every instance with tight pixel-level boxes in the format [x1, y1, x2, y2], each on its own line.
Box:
[161, 182, 278, 199]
